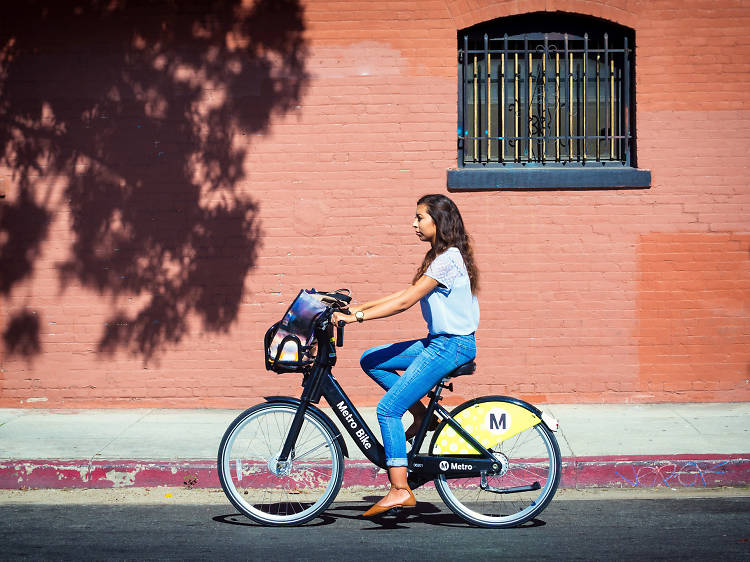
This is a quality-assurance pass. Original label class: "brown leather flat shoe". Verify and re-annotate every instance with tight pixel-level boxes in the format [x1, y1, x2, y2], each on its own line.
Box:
[361, 487, 417, 517]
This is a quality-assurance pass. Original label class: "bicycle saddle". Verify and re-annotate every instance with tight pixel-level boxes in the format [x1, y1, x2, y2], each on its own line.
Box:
[446, 361, 476, 378]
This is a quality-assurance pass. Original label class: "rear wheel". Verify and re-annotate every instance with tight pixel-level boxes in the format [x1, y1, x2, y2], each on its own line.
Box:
[429, 396, 561, 528]
[217, 402, 344, 526]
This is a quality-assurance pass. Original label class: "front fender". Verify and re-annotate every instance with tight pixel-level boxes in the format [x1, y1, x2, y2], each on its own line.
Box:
[264, 396, 349, 458]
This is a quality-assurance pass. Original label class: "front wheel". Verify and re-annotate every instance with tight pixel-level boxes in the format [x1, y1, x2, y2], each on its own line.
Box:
[217, 402, 344, 526]
[429, 396, 561, 528]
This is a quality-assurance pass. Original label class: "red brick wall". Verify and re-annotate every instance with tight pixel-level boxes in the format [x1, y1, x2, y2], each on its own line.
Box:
[1, 0, 748, 407]
[638, 234, 750, 400]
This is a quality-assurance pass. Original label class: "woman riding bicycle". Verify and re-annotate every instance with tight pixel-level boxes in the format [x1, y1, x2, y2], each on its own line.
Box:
[332, 193, 480, 517]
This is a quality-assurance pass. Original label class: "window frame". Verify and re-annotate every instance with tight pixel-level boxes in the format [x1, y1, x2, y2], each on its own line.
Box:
[448, 13, 650, 190]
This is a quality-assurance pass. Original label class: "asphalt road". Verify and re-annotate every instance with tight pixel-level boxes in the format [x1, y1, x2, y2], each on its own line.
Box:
[2, 491, 749, 560]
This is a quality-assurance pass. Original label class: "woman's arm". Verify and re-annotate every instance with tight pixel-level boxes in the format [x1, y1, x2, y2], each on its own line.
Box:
[334, 275, 437, 324]
[349, 288, 408, 314]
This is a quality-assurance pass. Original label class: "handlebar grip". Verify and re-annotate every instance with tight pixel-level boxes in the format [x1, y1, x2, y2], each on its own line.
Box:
[336, 320, 345, 347]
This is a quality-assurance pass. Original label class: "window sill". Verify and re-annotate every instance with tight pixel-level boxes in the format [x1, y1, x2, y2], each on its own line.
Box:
[447, 167, 652, 191]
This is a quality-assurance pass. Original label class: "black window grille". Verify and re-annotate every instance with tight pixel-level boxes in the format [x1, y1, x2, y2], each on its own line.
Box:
[458, 15, 636, 169]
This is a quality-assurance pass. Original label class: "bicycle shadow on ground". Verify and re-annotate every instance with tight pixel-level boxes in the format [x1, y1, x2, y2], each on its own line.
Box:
[212, 501, 547, 530]
[328, 502, 548, 530]
[213, 513, 337, 528]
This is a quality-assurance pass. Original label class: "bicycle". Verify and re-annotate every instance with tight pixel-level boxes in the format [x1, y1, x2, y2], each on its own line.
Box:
[217, 289, 562, 528]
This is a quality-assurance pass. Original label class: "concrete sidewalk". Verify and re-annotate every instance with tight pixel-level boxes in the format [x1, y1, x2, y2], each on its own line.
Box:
[1, 403, 749, 490]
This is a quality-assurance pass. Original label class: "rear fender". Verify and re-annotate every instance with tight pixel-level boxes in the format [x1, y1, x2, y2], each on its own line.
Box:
[431, 395, 558, 455]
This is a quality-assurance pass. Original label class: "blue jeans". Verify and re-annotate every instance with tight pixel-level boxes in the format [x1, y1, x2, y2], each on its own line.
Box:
[360, 334, 476, 467]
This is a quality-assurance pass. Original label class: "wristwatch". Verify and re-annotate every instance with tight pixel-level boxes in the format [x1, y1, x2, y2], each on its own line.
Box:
[355, 311, 365, 323]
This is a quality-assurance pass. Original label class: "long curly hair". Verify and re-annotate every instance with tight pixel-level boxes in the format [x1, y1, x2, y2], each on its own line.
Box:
[412, 194, 479, 294]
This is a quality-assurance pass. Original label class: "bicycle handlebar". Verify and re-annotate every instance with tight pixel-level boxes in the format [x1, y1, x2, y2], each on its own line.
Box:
[313, 293, 350, 349]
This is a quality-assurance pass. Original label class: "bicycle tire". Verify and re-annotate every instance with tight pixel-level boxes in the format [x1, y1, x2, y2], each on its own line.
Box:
[429, 396, 561, 528]
[217, 402, 344, 526]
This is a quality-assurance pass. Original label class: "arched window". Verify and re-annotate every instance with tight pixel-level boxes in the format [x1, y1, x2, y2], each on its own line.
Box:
[449, 12, 650, 190]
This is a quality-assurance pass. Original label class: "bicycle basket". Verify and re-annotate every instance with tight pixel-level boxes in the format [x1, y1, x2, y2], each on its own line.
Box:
[264, 289, 329, 373]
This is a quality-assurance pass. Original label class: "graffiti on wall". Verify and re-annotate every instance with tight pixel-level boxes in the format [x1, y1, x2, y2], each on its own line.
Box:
[615, 460, 731, 488]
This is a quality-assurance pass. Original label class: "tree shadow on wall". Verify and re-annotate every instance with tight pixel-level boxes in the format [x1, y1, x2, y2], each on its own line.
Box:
[0, 0, 308, 361]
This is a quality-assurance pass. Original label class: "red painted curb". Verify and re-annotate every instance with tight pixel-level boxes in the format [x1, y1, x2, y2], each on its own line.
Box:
[2, 455, 748, 490]
[0, 460, 220, 489]
[563, 454, 750, 489]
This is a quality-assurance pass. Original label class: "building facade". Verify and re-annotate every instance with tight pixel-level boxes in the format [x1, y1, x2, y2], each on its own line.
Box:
[1, 0, 748, 408]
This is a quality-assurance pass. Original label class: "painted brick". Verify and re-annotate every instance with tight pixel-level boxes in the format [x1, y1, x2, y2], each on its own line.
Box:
[1, 0, 749, 408]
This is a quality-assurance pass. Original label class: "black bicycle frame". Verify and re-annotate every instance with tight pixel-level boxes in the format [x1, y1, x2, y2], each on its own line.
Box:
[274, 315, 504, 486]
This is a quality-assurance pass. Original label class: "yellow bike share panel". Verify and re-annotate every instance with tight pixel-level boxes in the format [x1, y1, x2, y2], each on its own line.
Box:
[432, 401, 541, 455]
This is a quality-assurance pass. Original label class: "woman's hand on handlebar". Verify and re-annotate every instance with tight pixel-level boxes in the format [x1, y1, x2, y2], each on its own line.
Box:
[332, 311, 356, 326]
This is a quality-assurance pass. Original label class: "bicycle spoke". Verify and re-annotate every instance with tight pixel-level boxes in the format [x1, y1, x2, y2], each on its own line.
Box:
[431, 398, 560, 528]
[218, 404, 343, 526]
[293, 440, 330, 461]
